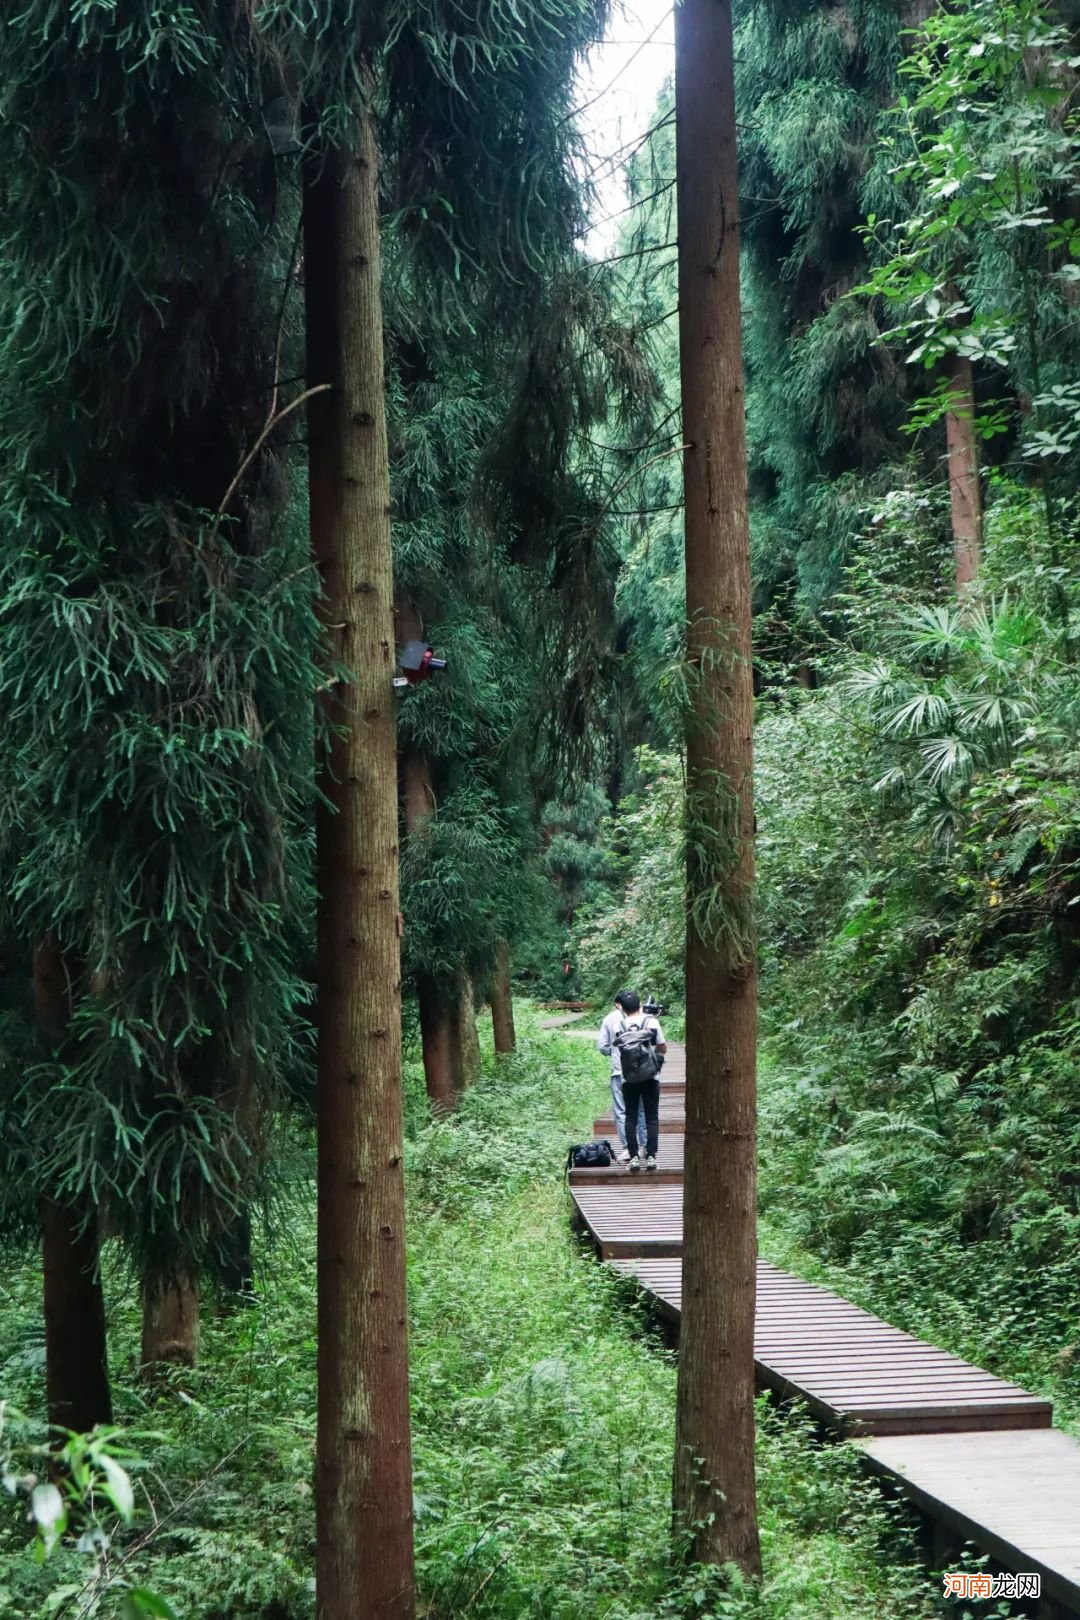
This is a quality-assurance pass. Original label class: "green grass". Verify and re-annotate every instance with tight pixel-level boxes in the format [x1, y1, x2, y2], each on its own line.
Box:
[1, 1010, 943, 1619]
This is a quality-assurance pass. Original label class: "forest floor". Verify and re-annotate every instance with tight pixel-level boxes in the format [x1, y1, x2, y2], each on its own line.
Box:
[2, 1010, 979, 1620]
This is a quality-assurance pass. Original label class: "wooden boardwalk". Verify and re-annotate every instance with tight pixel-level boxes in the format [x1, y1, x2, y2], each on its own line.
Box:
[567, 1033, 1080, 1614]
[861, 1431, 1080, 1614]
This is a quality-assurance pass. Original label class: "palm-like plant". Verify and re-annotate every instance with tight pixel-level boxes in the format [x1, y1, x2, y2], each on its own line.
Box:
[845, 600, 1050, 803]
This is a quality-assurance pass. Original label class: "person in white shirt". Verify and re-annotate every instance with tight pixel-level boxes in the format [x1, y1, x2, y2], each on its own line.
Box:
[597, 989, 666, 1170]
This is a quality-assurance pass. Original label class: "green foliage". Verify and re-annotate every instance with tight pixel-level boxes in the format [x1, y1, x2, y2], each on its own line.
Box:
[0, 2, 318, 1280]
[2, 1019, 941, 1619]
[575, 751, 684, 1004]
[0, 0, 653, 1278]
[859, 0, 1080, 465]
[401, 787, 520, 986]
[747, 474, 1080, 1417]
[733, 0, 912, 615]
[1, 1404, 174, 1619]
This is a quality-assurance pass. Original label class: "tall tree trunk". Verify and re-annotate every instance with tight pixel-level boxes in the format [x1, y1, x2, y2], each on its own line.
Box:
[402, 748, 456, 1110]
[450, 967, 480, 1090]
[490, 939, 516, 1055]
[141, 1271, 200, 1368]
[34, 936, 112, 1435]
[945, 352, 982, 592]
[305, 114, 415, 1620]
[41, 1199, 112, 1434]
[218, 1209, 255, 1301]
[672, 0, 761, 1579]
[418, 983, 456, 1111]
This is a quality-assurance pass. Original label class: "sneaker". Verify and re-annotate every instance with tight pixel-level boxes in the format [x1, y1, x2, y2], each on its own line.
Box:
[645, 1155, 658, 1172]
[628, 1156, 642, 1173]
[617, 1148, 631, 1164]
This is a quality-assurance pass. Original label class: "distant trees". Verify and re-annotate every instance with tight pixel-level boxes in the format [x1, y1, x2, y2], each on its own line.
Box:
[391, 370, 527, 1108]
[861, 0, 1080, 602]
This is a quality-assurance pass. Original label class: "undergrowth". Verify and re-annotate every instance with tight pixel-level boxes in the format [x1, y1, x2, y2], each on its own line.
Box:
[2, 1012, 940, 1620]
[760, 1037, 1080, 1437]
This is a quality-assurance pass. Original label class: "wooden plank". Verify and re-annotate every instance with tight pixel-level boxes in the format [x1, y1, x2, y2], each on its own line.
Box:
[594, 1118, 685, 1136]
[585, 1217, 1053, 1435]
[600, 1237, 684, 1259]
[862, 1430, 1080, 1612]
[755, 1354, 1009, 1377]
[569, 1165, 684, 1185]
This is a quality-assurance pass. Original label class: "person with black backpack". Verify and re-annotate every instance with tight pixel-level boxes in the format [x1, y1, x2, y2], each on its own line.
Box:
[597, 990, 667, 1171]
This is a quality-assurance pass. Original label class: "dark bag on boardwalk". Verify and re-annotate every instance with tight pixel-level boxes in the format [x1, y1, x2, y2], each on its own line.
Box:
[615, 1019, 660, 1082]
[566, 1140, 616, 1172]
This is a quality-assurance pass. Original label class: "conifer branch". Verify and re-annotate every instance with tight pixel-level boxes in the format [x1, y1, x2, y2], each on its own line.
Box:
[214, 385, 332, 526]
[593, 240, 677, 269]
[586, 179, 677, 234]
[562, 9, 674, 126]
[580, 111, 676, 187]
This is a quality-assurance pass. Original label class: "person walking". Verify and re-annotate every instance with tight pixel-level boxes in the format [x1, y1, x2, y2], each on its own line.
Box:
[597, 990, 666, 1170]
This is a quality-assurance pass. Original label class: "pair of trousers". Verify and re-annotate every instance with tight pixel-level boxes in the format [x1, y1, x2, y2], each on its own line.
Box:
[622, 1075, 660, 1158]
[611, 1073, 647, 1152]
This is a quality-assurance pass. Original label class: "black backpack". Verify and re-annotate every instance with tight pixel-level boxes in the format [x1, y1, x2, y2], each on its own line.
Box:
[615, 1018, 661, 1082]
[566, 1140, 616, 1172]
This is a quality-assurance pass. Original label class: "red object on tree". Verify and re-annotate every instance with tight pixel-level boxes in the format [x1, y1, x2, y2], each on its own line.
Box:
[398, 639, 447, 686]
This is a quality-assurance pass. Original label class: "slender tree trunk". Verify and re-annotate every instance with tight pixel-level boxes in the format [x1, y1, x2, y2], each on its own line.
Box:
[402, 748, 457, 1110]
[418, 985, 457, 1110]
[305, 116, 415, 1620]
[34, 936, 112, 1435]
[490, 939, 516, 1055]
[141, 1272, 200, 1368]
[218, 1209, 255, 1301]
[41, 1199, 112, 1434]
[945, 352, 982, 592]
[450, 967, 480, 1090]
[672, 0, 761, 1578]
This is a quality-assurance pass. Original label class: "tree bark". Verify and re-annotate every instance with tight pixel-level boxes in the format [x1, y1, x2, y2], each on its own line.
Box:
[218, 1208, 255, 1300]
[490, 939, 516, 1055]
[305, 115, 415, 1620]
[402, 748, 457, 1110]
[34, 936, 113, 1435]
[141, 1271, 200, 1368]
[672, 0, 761, 1578]
[41, 1199, 112, 1434]
[945, 352, 982, 592]
[417, 984, 457, 1111]
[450, 967, 480, 1090]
